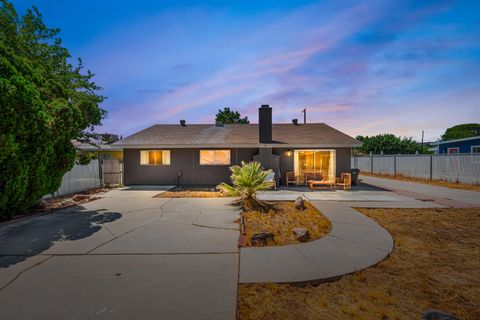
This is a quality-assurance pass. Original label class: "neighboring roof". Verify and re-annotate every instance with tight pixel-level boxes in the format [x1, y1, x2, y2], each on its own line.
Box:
[74, 142, 123, 151]
[430, 136, 480, 146]
[113, 123, 362, 148]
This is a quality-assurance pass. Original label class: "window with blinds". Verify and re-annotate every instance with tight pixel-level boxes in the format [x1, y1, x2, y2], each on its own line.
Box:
[199, 150, 231, 165]
[140, 150, 171, 165]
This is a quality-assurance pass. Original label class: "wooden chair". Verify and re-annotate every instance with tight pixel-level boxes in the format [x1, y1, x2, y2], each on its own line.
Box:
[285, 171, 297, 188]
[336, 173, 352, 190]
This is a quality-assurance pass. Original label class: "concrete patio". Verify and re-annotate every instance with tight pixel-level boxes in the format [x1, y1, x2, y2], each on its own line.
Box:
[0, 188, 240, 320]
[1, 179, 477, 319]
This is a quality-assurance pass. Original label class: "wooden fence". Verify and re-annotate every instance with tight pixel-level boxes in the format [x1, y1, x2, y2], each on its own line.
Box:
[102, 159, 123, 186]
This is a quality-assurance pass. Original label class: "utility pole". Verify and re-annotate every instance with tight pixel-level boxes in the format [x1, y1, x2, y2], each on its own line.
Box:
[302, 108, 306, 124]
[421, 130, 424, 149]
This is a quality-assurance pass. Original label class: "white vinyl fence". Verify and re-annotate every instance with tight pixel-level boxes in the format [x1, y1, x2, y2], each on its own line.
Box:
[51, 159, 101, 196]
[352, 154, 480, 185]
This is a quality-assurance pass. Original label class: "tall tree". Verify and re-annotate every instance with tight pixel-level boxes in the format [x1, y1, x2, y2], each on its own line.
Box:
[0, 1, 106, 220]
[215, 107, 249, 124]
[356, 134, 425, 155]
[441, 124, 480, 141]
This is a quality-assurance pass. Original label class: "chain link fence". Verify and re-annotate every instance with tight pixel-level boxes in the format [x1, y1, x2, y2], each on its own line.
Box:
[352, 154, 480, 185]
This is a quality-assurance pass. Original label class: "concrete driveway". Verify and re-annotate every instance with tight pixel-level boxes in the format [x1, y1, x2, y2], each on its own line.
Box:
[0, 187, 240, 320]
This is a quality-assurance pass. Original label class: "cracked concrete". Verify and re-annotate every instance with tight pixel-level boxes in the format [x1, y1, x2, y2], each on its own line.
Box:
[239, 201, 394, 283]
[0, 188, 239, 320]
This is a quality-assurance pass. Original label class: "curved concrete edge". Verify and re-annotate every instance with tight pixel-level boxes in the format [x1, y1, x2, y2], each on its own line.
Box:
[238, 201, 394, 284]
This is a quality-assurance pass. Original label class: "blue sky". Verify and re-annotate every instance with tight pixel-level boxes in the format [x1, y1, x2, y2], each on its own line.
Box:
[13, 0, 480, 141]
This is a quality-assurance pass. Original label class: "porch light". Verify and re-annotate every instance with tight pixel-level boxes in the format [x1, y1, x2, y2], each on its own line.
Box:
[286, 150, 292, 157]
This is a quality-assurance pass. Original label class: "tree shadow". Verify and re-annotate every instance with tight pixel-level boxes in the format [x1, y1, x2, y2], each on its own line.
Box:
[0, 206, 121, 268]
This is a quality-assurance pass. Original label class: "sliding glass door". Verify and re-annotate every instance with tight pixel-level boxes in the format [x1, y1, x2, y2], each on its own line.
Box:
[294, 150, 335, 183]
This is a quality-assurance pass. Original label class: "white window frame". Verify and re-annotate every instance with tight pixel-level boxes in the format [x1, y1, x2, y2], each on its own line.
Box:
[293, 149, 336, 181]
[199, 150, 231, 165]
[471, 145, 480, 154]
[447, 147, 459, 154]
[140, 150, 171, 166]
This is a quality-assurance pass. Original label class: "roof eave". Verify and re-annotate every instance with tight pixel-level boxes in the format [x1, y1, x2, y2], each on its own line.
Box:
[112, 143, 362, 149]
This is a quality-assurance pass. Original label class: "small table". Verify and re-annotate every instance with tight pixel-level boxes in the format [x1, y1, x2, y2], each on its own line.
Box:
[308, 180, 335, 190]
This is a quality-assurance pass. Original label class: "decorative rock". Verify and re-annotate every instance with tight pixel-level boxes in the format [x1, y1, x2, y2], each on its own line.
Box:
[250, 232, 275, 246]
[292, 227, 310, 242]
[294, 196, 305, 210]
[422, 310, 458, 320]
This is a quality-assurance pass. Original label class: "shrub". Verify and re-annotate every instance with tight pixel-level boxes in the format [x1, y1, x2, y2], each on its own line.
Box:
[0, 1, 105, 220]
[217, 161, 273, 212]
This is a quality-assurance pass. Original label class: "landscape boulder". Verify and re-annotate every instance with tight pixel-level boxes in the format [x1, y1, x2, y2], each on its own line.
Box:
[250, 232, 275, 246]
[422, 310, 458, 320]
[292, 227, 310, 242]
[294, 196, 305, 210]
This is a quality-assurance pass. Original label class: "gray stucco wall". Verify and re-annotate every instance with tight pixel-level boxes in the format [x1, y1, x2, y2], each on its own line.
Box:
[123, 147, 352, 186]
[123, 148, 257, 185]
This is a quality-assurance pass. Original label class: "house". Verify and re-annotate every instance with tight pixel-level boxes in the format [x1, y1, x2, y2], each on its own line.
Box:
[76, 143, 124, 161]
[431, 136, 480, 154]
[113, 105, 362, 186]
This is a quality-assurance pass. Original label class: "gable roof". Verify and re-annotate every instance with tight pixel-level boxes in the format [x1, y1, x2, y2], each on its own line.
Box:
[114, 123, 361, 148]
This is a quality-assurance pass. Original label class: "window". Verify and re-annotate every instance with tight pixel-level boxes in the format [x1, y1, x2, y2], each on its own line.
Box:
[293, 150, 336, 183]
[140, 150, 170, 165]
[199, 150, 231, 165]
[472, 146, 480, 154]
[447, 147, 459, 154]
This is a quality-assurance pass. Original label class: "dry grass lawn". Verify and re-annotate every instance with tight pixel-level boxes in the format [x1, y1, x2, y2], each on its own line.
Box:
[362, 172, 480, 192]
[242, 201, 331, 246]
[238, 207, 480, 320]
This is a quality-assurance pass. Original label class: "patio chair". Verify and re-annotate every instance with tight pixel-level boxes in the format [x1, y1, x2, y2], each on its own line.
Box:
[264, 172, 276, 190]
[336, 173, 352, 190]
[285, 171, 297, 188]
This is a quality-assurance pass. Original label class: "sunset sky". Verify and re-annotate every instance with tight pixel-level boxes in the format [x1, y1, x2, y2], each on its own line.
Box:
[14, 0, 480, 141]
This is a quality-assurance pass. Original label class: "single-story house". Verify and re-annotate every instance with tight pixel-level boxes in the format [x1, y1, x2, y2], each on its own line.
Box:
[430, 136, 480, 154]
[113, 105, 362, 186]
[75, 143, 124, 161]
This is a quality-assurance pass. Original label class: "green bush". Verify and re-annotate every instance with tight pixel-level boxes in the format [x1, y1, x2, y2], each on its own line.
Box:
[355, 134, 425, 155]
[0, 1, 105, 220]
[217, 161, 273, 212]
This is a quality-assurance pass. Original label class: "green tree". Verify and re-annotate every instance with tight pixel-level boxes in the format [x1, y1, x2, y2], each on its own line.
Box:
[215, 107, 249, 124]
[441, 124, 480, 141]
[356, 134, 424, 155]
[0, 1, 105, 220]
[217, 161, 273, 212]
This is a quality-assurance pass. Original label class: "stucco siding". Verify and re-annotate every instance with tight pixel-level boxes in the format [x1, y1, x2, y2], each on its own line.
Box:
[124, 148, 257, 185]
[124, 147, 352, 186]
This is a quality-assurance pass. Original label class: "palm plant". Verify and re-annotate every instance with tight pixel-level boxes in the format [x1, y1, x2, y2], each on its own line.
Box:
[217, 161, 274, 212]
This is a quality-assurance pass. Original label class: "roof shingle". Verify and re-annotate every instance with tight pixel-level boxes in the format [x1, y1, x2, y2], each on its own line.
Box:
[113, 123, 361, 148]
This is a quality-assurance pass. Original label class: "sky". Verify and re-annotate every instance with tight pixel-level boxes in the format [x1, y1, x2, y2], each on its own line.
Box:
[12, 0, 480, 141]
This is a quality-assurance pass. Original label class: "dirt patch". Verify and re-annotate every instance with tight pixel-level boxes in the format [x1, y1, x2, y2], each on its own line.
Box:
[237, 207, 480, 320]
[241, 201, 331, 247]
[155, 186, 230, 198]
[362, 172, 480, 192]
[156, 191, 226, 198]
